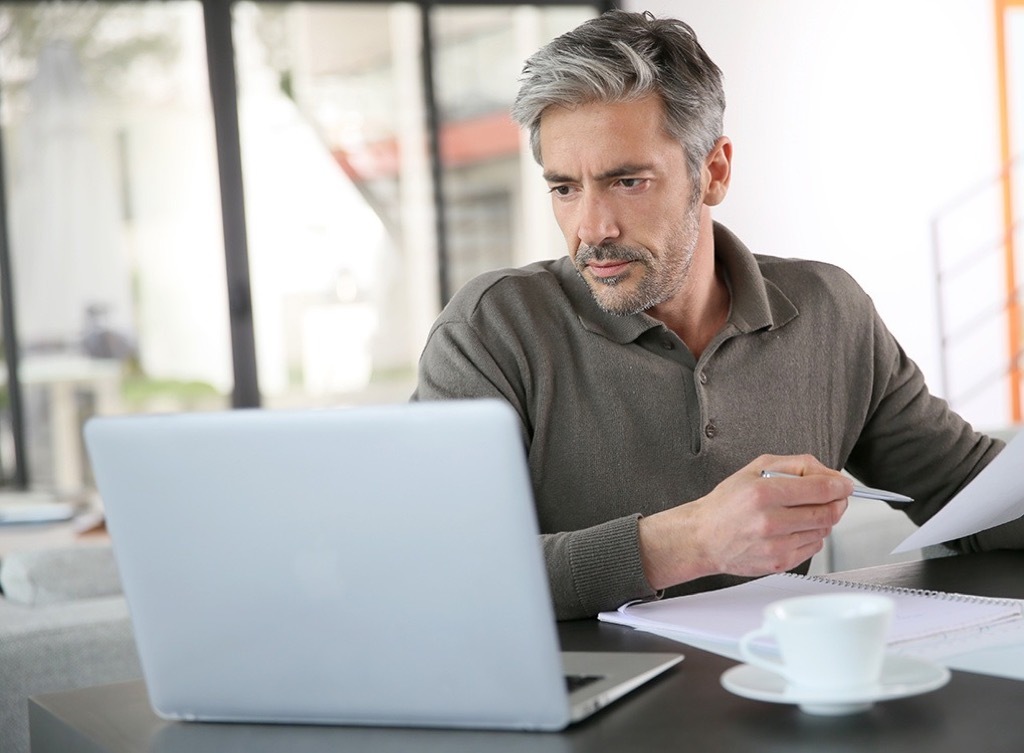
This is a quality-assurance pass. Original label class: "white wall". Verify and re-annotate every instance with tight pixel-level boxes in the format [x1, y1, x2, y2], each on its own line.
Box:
[629, 0, 1011, 430]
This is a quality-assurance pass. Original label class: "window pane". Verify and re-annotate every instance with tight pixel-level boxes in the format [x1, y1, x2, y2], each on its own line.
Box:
[0, 2, 231, 491]
[433, 6, 595, 293]
[233, 2, 594, 410]
[234, 2, 434, 407]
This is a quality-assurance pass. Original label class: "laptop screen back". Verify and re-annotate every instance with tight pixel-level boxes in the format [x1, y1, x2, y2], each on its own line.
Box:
[85, 399, 573, 729]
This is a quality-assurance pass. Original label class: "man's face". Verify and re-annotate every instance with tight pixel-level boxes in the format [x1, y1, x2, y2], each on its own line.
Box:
[539, 94, 703, 317]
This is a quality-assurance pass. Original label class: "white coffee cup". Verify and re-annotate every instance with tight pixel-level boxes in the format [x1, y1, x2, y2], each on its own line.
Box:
[738, 593, 894, 692]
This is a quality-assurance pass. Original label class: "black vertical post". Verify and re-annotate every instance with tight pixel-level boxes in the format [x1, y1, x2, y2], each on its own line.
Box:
[202, 0, 261, 408]
[0, 83, 30, 489]
[420, 2, 451, 308]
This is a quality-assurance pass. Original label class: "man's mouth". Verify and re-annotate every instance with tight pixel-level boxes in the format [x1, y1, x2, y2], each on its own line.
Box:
[587, 260, 633, 279]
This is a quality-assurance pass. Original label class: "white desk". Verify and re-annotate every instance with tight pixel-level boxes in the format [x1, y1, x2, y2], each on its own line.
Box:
[3, 355, 122, 491]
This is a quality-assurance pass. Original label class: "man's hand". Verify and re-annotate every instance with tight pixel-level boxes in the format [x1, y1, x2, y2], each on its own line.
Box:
[637, 454, 852, 590]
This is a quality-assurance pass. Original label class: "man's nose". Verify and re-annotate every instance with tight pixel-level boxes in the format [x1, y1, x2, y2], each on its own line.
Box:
[577, 193, 620, 248]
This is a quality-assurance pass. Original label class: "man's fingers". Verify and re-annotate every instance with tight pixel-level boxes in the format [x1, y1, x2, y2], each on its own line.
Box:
[760, 471, 853, 508]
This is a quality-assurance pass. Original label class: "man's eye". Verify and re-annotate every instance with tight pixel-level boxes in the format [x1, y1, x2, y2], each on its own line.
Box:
[548, 185, 574, 196]
[619, 178, 645, 189]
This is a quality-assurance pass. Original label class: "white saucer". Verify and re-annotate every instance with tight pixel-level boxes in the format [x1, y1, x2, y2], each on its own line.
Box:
[721, 654, 951, 716]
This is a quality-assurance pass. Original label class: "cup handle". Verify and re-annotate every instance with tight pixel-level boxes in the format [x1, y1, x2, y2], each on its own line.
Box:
[738, 624, 786, 677]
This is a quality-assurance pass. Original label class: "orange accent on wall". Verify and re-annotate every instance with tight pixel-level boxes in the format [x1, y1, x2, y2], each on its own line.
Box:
[331, 111, 521, 181]
[995, 0, 1022, 421]
[438, 111, 521, 167]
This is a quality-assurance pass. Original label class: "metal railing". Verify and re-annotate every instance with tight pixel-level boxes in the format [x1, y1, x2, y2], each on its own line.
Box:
[932, 155, 1024, 423]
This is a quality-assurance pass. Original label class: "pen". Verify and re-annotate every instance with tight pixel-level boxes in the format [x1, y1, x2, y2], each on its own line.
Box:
[759, 470, 913, 504]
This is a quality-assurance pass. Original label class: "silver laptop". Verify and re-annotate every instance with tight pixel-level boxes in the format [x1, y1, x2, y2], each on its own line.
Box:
[83, 399, 681, 731]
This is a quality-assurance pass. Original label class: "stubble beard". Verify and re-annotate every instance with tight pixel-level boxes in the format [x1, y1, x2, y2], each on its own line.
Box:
[573, 204, 701, 317]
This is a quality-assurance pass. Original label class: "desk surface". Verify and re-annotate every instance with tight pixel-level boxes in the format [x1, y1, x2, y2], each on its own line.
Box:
[29, 551, 1024, 753]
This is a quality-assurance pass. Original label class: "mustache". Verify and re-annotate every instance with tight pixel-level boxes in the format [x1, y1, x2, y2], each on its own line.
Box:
[575, 243, 648, 265]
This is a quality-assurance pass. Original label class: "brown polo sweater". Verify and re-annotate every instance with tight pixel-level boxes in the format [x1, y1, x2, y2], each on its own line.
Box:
[414, 223, 1005, 619]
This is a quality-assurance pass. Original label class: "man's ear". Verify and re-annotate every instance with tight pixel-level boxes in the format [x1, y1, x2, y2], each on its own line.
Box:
[702, 137, 732, 207]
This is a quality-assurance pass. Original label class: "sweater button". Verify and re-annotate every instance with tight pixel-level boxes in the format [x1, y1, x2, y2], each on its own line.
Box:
[662, 339, 675, 350]
[704, 422, 717, 438]
[699, 371, 708, 385]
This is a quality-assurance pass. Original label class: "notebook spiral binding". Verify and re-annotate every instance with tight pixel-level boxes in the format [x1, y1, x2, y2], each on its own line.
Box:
[800, 572, 1024, 610]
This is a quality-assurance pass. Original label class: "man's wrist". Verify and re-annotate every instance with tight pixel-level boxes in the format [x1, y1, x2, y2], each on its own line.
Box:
[637, 502, 712, 591]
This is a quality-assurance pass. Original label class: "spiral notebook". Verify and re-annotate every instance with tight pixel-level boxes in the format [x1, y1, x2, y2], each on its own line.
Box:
[598, 573, 1024, 661]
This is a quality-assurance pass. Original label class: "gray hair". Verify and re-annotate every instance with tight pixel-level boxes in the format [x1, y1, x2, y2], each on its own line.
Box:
[511, 10, 725, 188]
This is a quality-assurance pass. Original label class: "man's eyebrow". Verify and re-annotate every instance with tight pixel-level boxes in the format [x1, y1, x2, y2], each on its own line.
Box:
[595, 164, 654, 180]
[542, 164, 655, 183]
[542, 170, 574, 183]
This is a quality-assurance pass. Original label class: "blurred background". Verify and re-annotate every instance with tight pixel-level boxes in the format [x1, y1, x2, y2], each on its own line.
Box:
[0, 0, 1020, 495]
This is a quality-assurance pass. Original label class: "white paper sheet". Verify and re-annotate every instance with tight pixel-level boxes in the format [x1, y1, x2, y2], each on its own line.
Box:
[892, 431, 1024, 553]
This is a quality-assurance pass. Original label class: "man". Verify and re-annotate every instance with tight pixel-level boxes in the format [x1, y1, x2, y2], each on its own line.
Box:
[413, 10, 1015, 620]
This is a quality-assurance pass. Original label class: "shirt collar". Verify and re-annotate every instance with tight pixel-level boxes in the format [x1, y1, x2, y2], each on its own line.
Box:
[714, 222, 798, 333]
[557, 221, 798, 344]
